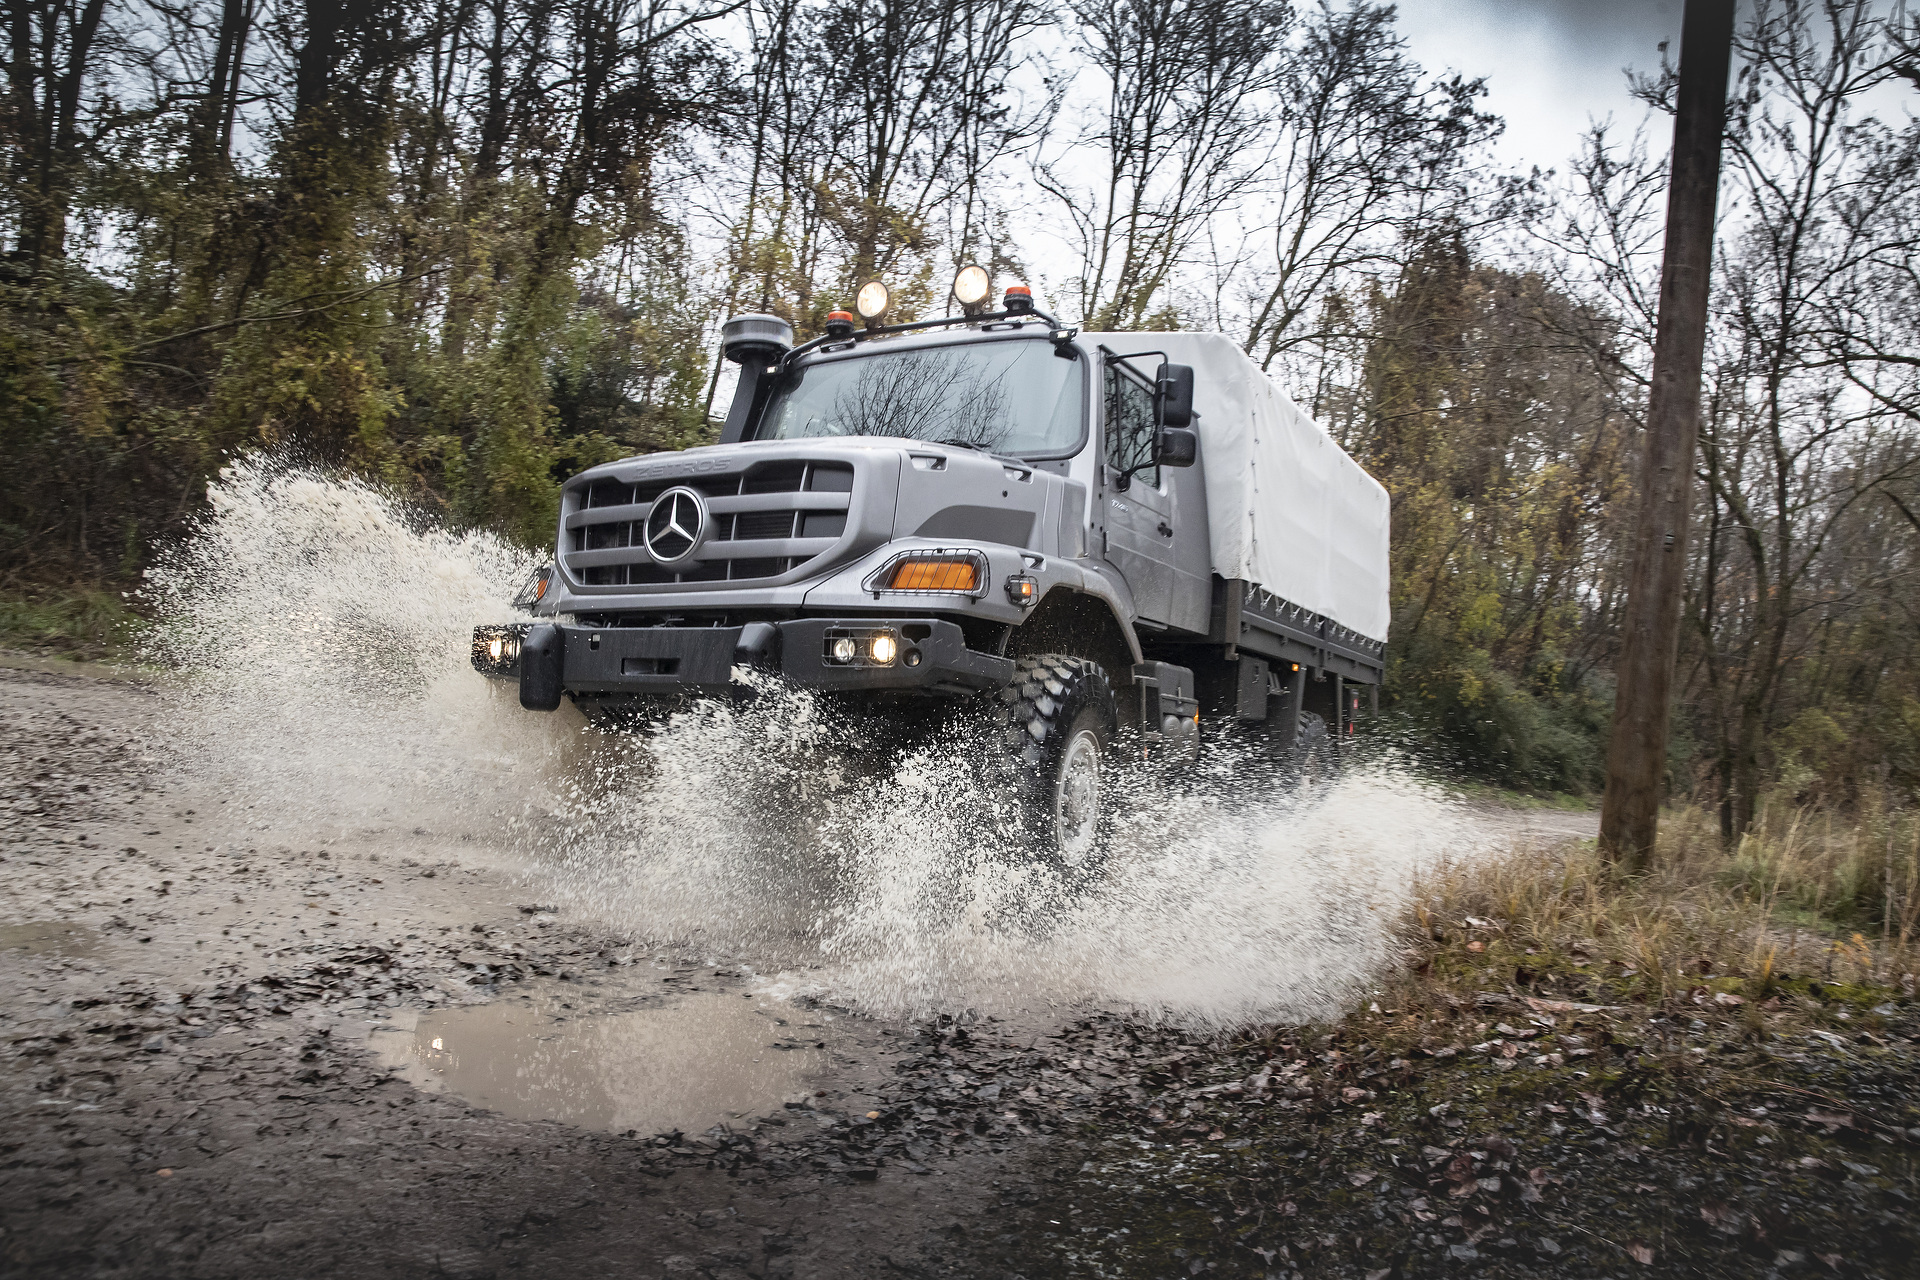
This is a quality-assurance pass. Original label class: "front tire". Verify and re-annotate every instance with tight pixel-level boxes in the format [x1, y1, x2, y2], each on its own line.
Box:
[993, 655, 1117, 866]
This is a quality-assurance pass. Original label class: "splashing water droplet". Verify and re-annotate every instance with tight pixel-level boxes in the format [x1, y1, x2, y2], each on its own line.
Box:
[147, 456, 1495, 1029]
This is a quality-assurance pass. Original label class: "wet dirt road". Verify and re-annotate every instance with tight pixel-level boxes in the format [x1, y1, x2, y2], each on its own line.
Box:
[0, 659, 1594, 1279]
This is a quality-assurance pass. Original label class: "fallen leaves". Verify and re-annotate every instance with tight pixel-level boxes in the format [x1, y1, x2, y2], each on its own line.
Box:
[1524, 996, 1625, 1015]
[1805, 1108, 1855, 1132]
[1699, 1200, 1745, 1234]
[1442, 1153, 1479, 1196]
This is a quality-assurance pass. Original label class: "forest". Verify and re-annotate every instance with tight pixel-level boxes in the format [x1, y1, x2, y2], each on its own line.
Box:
[3, 0, 1919, 832]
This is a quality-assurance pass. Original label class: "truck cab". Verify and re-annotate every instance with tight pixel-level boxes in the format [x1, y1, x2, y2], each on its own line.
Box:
[474, 274, 1390, 861]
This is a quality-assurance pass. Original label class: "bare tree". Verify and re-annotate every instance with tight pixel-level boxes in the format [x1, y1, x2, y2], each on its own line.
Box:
[1040, 0, 1291, 330]
[4, 0, 112, 268]
[1238, 1, 1497, 377]
[1689, 0, 1920, 836]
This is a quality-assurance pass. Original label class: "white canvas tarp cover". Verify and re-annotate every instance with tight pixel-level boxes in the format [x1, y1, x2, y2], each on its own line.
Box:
[1088, 332, 1392, 642]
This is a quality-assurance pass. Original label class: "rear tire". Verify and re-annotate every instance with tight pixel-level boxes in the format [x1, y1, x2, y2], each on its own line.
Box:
[992, 655, 1117, 866]
[1297, 710, 1328, 744]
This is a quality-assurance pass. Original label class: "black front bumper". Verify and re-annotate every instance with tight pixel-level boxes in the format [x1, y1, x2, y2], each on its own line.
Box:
[472, 620, 1012, 710]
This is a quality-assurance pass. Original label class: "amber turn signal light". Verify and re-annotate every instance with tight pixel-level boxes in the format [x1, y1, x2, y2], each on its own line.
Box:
[887, 559, 979, 592]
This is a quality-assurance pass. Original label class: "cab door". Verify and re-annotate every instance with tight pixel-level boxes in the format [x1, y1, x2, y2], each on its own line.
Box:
[1100, 361, 1180, 626]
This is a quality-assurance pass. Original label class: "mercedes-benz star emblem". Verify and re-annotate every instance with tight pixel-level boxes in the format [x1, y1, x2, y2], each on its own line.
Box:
[642, 487, 707, 564]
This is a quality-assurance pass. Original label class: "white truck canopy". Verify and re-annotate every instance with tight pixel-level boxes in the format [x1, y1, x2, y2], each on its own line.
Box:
[1085, 332, 1392, 644]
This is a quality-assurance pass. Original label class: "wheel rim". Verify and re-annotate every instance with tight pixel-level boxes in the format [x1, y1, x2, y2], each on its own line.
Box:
[1054, 728, 1102, 865]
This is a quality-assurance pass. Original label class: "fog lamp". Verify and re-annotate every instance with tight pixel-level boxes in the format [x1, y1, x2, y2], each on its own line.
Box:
[952, 264, 991, 308]
[855, 279, 890, 321]
[870, 634, 898, 665]
[488, 636, 505, 661]
[831, 637, 857, 663]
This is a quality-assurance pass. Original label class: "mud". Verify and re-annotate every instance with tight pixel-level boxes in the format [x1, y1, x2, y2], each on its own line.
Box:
[0, 661, 998, 1279]
[0, 654, 1593, 1279]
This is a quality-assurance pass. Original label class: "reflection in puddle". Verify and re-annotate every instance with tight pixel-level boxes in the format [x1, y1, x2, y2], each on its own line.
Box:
[0, 921, 99, 956]
[367, 986, 836, 1135]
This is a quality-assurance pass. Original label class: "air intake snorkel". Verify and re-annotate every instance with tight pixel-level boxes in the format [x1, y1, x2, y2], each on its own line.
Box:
[718, 313, 795, 444]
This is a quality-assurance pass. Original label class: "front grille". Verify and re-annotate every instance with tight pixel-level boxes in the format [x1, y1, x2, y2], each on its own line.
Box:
[561, 459, 856, 588]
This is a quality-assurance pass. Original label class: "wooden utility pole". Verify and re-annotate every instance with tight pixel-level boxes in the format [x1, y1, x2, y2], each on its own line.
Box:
[1599, 0, 1736, 872]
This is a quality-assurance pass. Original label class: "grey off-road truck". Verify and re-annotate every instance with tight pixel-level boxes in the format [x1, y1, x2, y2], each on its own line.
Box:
[473, 273, 1390, 860]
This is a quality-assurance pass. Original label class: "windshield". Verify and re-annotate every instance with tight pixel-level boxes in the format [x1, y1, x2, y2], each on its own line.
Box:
[756, 339, 1084, 456]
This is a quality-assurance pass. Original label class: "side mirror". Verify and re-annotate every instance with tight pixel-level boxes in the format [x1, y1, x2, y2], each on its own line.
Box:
[1156, 363, 1194, 427]
[1156, 427, 1197, 468]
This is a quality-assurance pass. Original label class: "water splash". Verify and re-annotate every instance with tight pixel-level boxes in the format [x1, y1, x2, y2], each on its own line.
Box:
[545, 708, 1477, 1026]
[141, 455, 567, 849]
[147, 458, 1492, 1027]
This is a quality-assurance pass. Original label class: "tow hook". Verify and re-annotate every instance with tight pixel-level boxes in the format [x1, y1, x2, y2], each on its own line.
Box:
[519, 624, 565, 711]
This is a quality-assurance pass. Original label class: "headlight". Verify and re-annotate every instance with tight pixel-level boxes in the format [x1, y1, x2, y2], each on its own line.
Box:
[471, 624, 529, 676]
[823, 628, 901, 668]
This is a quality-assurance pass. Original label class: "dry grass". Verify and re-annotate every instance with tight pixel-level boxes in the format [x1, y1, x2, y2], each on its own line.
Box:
[1391, 800, 1920, 1015]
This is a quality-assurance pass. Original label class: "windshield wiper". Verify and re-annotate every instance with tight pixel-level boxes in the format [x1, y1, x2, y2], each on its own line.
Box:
[927, 438, 987, 451]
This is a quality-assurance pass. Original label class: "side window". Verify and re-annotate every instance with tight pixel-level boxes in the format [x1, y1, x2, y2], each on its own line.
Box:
[1103, 364, 1158, 488]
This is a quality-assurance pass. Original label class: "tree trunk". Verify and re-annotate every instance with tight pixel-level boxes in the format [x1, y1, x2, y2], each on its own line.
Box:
[1599, 0, 1735, 872]
[11, 0, 109, 269]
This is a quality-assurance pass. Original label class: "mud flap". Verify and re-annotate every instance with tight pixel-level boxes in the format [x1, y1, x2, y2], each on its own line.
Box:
[519, 624, 564, 711]
[1235, 656, 1269, 720]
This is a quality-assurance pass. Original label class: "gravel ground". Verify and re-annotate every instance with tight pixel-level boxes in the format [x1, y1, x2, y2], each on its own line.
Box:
[969, 1004, 1920, 1278]
[0, 661, 1018, 1279]
[17, 657, 1852, 1280]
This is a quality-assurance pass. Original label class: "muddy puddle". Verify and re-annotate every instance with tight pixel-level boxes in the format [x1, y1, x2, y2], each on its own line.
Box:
[365, 985, 845, 1135]
[0, 921, 99, 956]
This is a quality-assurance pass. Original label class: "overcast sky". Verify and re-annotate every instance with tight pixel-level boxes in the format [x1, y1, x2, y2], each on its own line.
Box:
[1392, 0, 1686, 173]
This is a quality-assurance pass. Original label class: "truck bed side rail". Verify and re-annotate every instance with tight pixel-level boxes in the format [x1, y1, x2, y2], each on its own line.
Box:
[1208, 577, 1385, 685]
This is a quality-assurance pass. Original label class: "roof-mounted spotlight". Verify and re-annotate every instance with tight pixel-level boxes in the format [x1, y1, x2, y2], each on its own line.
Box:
[854, 279, 890, 329]
[1003, 283, 1034, 315]
[823, 309, 856, 340]
[952, 264, 991, 313]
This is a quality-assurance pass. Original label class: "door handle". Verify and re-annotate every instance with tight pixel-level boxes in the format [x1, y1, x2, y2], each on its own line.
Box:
[1156, 521, 1172, 537]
